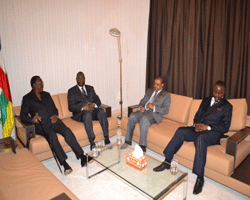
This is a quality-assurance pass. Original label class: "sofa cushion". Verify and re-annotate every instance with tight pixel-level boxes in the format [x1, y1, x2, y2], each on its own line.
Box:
[0, 149, 77, 200]
[227, 99, 247, 131]
[187, 99, 202, 126]
[29, 117, 118, 155]
[163, 93, 193, 125]
[51, 95, 64, 119]
[176, 142, 234, 176]
[57, 93, 73, 119]
[147, 119, 183, 148]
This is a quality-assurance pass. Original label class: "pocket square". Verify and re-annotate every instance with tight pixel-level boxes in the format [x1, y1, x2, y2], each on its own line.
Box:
[217, 108, 222, 111]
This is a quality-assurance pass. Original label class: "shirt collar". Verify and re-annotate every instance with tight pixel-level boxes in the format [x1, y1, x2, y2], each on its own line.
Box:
[77, 85, 86, 91]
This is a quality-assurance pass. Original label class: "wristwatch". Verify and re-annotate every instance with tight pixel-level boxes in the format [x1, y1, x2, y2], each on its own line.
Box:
[207, 126, 211, 131]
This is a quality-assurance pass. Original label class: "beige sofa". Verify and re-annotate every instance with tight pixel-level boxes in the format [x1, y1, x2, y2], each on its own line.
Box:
[121, 93, 250, 197]
[0, 148, 78, 200]
[13, 93, 118, 161]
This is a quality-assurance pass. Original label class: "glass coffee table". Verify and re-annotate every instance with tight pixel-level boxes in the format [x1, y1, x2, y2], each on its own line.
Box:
[86, 143, 188, 200]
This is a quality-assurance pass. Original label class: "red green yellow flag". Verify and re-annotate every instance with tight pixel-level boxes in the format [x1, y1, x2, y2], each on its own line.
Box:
[0, 41, 14, 138]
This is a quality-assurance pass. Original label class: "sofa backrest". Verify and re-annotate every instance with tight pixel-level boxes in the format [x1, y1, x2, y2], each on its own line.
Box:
[58, 93, 73, 119]
[52, 93, 73, 120]
[186, 98, 247, 132]
[228, 99, 247, 131]
[186, 99, 202, 126]
[163, 93, 193, 124]
[51, 95, 63, 119]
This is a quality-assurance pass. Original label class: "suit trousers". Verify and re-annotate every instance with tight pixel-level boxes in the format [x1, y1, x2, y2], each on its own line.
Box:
[125, 110, 157, 147]
[35, 118, 84, 165]
[80, 108, 109, 142]
[163, 127, 221, 176]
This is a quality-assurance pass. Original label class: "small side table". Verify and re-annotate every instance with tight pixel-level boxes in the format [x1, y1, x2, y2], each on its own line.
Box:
[0, 137, 16, 155]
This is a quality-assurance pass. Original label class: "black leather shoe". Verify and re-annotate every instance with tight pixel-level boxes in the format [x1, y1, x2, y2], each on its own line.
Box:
[120, 140, 132, 150]
[63, 161, 72, 175]
[140, 145, 146, 153]
[193, 177, 204, 195]
[104, 138, 111, 145]
[153, 162, 170, 172]
[90, 143, 96, 151]
[104, 138, 112, 149]
[80, 154, 93, 167]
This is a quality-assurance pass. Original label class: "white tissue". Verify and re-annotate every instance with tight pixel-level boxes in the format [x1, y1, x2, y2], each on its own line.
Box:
[132, 144, 143, 159]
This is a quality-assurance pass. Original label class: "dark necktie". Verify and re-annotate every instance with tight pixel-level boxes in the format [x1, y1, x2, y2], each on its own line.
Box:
[81, 87, 86, 95]
[81, 87, 89, 101]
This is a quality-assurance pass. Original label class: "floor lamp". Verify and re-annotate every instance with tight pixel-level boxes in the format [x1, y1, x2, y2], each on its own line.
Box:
[109, 28, 123, 119]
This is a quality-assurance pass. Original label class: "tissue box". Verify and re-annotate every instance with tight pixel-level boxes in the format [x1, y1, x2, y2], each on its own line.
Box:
[126, 152, 147, 170]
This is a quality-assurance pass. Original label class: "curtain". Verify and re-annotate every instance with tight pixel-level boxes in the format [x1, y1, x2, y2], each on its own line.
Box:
[146, 0, 250, 114]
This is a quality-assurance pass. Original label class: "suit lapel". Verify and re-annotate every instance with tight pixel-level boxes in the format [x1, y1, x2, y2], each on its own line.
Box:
[85, 85, 91, 96]
[153, 89, 164, 102]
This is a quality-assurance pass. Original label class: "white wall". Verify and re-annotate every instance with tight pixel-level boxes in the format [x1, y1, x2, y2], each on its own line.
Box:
[0, 0, 150, 138]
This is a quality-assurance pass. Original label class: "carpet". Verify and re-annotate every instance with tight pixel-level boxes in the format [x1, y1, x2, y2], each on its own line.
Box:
[42, 137, 249, 200]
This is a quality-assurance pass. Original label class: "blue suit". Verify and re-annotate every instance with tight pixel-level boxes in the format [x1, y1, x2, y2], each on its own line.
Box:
[163, 97, 232, 176]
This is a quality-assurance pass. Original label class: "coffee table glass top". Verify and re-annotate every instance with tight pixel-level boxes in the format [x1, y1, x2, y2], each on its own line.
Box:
[88, 143, 188, 199]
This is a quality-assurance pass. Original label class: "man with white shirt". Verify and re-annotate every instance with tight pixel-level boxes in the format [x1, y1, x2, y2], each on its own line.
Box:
[68, 72, 110, 150]
[153, 80, 232, 195]
[120, 76, 171, 152]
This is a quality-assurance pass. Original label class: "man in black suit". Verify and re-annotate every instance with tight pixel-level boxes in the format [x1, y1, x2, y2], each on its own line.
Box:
[20, 76, 91, 175]
[68, 71, 111, 150]
[153, 80, 232, 195]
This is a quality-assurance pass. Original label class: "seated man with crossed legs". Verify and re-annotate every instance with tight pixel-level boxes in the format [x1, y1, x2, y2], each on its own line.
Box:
[153, 81, 232, 195]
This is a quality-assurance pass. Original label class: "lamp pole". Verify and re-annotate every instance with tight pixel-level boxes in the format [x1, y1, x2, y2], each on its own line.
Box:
[109, 28, 123, 119]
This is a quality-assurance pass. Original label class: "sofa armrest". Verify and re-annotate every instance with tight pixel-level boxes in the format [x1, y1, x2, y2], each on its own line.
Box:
[100, 104, 111, 118]
[226, 127, 250, 171]
[128, 104, 140, 117]
[14, 115, 36, 148]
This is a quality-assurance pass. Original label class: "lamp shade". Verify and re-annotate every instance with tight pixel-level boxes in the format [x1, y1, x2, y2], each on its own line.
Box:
[109, 28, 121, 37]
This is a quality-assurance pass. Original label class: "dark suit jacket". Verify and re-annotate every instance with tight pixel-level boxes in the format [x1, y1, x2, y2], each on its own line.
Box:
[68, 85, 101, 122]
[139, 88, 171, 124]
[194, 97, 233, 138]
[20, 90, 58, 124]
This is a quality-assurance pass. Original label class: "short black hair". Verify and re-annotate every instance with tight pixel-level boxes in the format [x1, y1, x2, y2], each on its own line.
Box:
[155, 76, 164, 84]
[214, 80, 226, 90]
[30, 76, 40, 87]
[76, 71, 84, 78]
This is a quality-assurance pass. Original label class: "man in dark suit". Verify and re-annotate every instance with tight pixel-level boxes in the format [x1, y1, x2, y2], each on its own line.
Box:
[153, 80, 232, 195]
[68, 71, 111, 150]
[120, 76, 171, 152]
[20, 76, 91, 176]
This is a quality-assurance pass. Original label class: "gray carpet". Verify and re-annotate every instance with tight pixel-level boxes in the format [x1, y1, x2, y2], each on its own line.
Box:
[42, 137, 249, 200]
